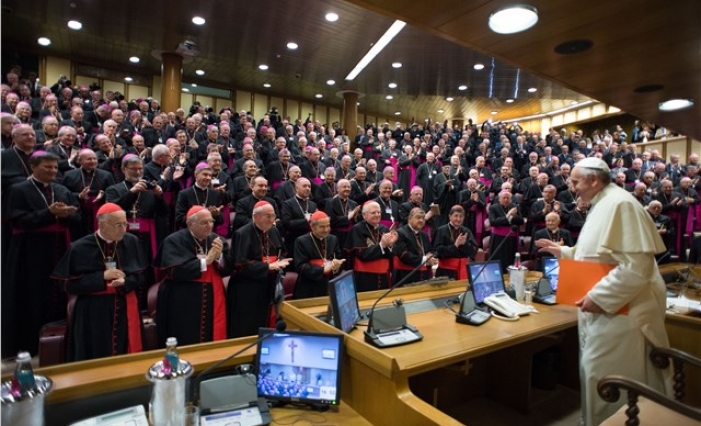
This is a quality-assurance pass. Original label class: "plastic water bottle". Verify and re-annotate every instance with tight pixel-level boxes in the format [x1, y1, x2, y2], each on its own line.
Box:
[163, 337, 179, 375]
[514, 252, 521, 269]
[11, 351, 36, 397]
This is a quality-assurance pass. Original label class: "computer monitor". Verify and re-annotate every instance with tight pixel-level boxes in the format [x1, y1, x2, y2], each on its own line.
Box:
[467, 261, 506, 304]
[542, 257, 560, 291]
[328, 270, 362, 333]
[255, 329, 343, 408]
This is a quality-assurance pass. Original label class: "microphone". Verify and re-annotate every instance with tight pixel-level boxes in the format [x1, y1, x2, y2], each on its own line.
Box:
[655, 250, 672, 265]
[191, 319, 287, 406]
[363, 254, 432, 347]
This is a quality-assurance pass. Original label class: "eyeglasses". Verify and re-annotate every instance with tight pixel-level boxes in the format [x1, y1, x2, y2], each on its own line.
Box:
[257, 213, 276, 219]
[196, 219, 215, 225]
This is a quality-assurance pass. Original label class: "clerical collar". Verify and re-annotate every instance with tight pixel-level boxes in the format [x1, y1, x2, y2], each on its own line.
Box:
[31, 177, 50, 187]
[194, 183, 208, 191]
[96, 230, 114, 244]
[409, 224, 422, 234]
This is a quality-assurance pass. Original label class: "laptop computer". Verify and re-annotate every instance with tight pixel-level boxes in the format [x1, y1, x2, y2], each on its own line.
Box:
[534, 257, 559, 305]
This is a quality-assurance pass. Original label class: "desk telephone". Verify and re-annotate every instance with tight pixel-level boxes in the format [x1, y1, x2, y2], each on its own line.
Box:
[484, 292, 538, 318]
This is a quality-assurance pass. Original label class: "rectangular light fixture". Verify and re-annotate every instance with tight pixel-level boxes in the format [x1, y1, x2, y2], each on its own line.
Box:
[345, 20, 406, 81]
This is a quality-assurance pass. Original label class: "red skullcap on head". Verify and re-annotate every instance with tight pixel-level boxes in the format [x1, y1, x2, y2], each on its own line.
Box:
[187, 205, 207, 218]
[97, 202, 123, 216]
[310, 211, 328, 222]
[254, 200, 271, 209]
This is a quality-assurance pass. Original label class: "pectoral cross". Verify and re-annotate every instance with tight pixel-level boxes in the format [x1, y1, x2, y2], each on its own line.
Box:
[130, 204, 138, 220]
[288, 340, 298, 363]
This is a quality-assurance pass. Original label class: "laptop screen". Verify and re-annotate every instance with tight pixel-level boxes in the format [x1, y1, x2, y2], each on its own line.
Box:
[328, 270, 362, 333]
[256, 330, 343, 407]
[467, 261, 506, 304]
[542, 257, 559, 291]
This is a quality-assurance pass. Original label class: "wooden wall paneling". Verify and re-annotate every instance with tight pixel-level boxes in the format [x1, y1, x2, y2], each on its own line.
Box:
[128, 85, 149, 102]
[180, 93, 193, 110]
[236, 90, 251, 113]
[102, 80, 125, 96]
[253, 93, 268, 120]
[196, 95, 214, 109]
[301, 103, 313, 121]
[287, 100, 300, 121]
[329, 108, 341, 127]
[45, 56, 71, 86]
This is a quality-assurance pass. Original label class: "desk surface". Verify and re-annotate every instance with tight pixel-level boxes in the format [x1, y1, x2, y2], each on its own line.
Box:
[269, 403, 372, 425]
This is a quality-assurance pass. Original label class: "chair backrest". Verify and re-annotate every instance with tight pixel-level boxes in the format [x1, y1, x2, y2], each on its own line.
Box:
[283, 271, 298, 300]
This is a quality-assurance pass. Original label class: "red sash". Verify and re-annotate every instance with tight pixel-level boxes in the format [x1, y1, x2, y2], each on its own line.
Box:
[355, 258, 390, 274]
[395, 258, 427, 271]
[191, 265, 227, 341]
[93, 286, 143, 353]
[13, 223, 70, 247]
[127, 218, 158, 259]
[438, 258, 468, 280]
[310, 258, 331, 276]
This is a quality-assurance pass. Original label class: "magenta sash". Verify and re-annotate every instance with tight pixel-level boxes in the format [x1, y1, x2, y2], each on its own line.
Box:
[311, 177, 323, 186]
[162, 191, 175, 207]
[491, 225, 519, 250]
[389, 157, 399, 182]
[13, 223, 70, 247]
[271, 180, 284, 190]
[470, 204, 486, 245]
[409, 165, 417, 189]
[214, 205, 231, 238]
[667, 211, 684, 255]
[127, 218, 158, 259]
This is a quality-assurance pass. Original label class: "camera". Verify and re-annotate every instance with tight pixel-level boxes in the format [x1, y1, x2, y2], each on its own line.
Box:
[144, 180, 157, 189]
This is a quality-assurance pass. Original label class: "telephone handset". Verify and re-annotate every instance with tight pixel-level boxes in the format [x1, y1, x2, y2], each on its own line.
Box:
[484, 292, 537, 318]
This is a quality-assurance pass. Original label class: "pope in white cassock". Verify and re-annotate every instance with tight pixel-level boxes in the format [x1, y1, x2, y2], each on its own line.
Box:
[536, 157, 670, 426]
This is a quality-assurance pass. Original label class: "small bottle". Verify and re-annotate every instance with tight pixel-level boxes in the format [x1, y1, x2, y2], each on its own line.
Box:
[163, 337, 179, 375]
[11, 351, 36, 397]
[514, 252, 521, 269]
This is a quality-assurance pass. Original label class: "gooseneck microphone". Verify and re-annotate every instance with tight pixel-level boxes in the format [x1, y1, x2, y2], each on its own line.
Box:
[363, 254, 432, 347]
[191, 319, 287, 406]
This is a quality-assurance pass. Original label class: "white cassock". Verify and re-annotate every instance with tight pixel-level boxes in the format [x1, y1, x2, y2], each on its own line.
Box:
[559, 184, 670, 426]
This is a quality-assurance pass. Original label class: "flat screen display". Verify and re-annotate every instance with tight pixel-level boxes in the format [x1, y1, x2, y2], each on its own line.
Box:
[542, 257, 560, 291]
[467, 261, 506, 304]
[328, 270, 362, 333]
[255, 329, 343, 407]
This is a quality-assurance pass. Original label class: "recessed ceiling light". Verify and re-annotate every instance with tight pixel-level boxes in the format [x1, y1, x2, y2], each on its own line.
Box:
[259, 64, 269, 70]
[385, 95, 393, 100]
[473, 63, 484, 70]
[391, 62, 402, 68]
[446, 97, 454, 102]
[394, 111, 401, 116]
[287, 42, 298, 50]
[437, 109, 444, 114]
[491, 110, 498, 115]
[182, 88, 190, 92]
[356, 102, 360, 106]
[506, 99, 514, 103]
[124, 77, 133, 82]
[315, 94, 323, 98]
[129, 56, 140, 63]
[67, 20, 82, 30]
[37, 37, 51, 46]
[326, 80, 335, 86]
[191, 83, 198, 87]
[192, 16, 206, 25]
[325, 12, 339, 22]
[388, 82, 397, 89]
[528, 87, 537, 93]
[458, 85, 468, 91]
[489, 5, 538, 34]
[263, 83, 271, 88]
[659, 98, 694, 112]
[196, 69, 205, 76]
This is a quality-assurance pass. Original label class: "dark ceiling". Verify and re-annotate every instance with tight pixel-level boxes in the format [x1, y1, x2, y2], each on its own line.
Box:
[1, 0, 699, 139]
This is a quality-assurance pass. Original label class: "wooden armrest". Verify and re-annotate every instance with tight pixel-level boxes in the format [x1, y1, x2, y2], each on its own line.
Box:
[598, 375, 701, 422]
[651, 347, 701, 403]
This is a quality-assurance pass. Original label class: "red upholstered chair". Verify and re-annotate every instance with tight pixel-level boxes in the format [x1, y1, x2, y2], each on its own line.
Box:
[283, 271, 298, 300]
[38, 296, 76, 367]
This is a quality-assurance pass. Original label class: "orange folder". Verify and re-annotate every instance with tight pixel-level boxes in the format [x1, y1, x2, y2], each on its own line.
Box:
[558, 258, 628, 315]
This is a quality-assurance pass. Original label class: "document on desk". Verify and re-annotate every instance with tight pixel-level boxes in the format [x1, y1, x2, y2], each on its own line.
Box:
[558, 259, 628, 315]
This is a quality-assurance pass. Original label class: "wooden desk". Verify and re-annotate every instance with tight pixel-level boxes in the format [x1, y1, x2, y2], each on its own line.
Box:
[281, 278, 579, 426]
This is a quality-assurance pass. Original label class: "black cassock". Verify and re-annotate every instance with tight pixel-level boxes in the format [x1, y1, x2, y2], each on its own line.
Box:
[488, 202, 524, 273]
[6, 179, 81, 356]
[393, 225, 433, 284]
[325, 196, 358, 252]
[229, 223, 285, 338]
[154, 229, 230, 346]
[61, 167, 115, 239]
[293, 233, 343, 299]
[51, 233, 146, 361]
[432, 224, 476, 280]
[345, 221, 392, 292]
